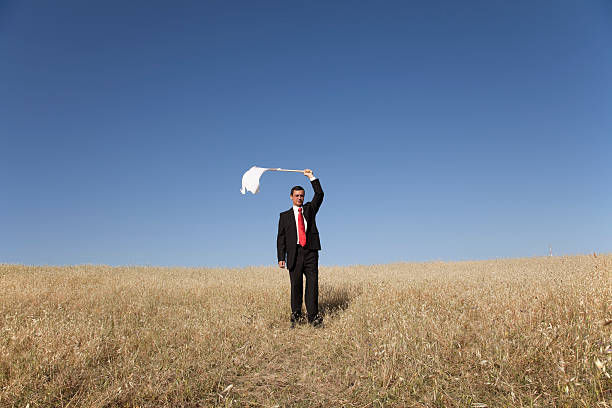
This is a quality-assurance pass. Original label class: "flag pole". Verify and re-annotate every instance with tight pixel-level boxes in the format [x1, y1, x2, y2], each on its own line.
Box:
[268, 168, 304, 173]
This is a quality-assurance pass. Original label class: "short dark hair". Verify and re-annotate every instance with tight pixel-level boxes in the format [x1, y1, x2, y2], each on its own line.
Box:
[290, 186, 305, 196]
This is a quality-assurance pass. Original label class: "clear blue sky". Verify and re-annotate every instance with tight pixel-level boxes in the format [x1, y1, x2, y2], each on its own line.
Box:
[1, 1, 610, 267]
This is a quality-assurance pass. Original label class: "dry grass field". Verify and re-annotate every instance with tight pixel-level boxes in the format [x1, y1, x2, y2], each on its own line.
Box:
[1, 255, 610, 407]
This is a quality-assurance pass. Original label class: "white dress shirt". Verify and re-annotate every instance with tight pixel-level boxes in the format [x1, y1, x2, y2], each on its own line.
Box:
[292, 205, 308, 245]
[292, 176, 316, 244]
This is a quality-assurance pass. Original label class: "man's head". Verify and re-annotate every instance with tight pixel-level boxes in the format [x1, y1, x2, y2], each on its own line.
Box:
[290, 186, 305, 207]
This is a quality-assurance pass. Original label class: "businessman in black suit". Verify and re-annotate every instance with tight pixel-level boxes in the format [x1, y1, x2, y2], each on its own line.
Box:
[277, 169, 324, 327]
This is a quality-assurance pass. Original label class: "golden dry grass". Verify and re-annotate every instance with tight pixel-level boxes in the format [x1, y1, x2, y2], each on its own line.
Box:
[1, 255, 610, 407]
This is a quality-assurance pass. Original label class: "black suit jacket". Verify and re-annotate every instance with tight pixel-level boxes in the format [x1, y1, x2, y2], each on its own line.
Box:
[277, 179, 324, 271]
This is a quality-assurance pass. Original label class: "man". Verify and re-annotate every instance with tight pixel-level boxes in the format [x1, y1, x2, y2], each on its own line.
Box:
[277, 169, 324, 327]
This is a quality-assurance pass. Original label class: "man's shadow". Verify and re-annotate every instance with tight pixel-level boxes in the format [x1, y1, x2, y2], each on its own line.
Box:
[318, 284, 362, 317]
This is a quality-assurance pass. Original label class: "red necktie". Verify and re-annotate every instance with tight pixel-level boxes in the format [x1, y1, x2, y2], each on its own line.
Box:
[298, 207, 307, 247]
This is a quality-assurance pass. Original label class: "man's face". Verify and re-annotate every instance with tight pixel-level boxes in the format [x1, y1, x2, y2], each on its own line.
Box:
[291, 189, 305, 207]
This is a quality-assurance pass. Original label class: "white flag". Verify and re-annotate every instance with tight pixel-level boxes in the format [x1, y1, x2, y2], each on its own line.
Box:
[240, 166, 269, 194]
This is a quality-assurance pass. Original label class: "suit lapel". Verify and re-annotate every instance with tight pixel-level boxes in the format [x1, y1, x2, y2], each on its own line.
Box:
[302, 203, 311, 224]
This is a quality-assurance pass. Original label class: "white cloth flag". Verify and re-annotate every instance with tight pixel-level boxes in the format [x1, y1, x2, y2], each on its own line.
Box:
[241, 166, 269, 194]
[241, 166, 304, 195]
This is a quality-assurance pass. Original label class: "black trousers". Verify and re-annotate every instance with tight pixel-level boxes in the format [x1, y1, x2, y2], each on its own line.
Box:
[289, 245, 319, 321]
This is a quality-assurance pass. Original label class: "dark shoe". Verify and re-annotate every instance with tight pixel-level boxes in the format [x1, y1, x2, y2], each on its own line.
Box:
[290, 313, 306, 328]
[309, 315, 323, 328]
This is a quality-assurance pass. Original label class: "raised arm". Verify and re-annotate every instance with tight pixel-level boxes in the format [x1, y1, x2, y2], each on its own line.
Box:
[304, 169, 323, 214]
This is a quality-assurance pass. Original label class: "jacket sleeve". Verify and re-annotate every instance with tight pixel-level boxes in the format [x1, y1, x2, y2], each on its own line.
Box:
[277, 214, 286, 262]
[310, 179, 324, 214]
